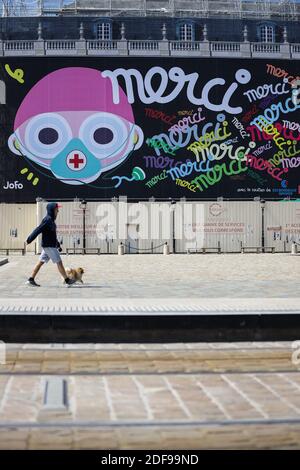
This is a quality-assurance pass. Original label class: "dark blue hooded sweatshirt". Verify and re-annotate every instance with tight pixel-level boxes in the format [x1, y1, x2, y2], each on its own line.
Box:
[27, 202, 60, 248]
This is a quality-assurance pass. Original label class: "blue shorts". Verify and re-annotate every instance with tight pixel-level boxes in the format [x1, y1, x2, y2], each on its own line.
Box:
[39, 247, 62, 264]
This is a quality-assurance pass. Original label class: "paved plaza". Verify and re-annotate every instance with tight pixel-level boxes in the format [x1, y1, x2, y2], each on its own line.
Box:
[0, 253, 300, 449]
[0, 253, 299, 299]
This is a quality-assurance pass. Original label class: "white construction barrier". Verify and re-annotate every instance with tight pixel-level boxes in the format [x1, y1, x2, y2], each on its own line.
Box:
[265, 201, 300, 252]
[0, 203, 36, 252]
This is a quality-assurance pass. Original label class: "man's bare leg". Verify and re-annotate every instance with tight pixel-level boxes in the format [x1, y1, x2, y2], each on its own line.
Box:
[30, 261, 44, 279]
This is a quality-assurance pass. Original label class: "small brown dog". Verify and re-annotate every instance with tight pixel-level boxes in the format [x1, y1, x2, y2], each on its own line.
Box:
[65, 267, 85, 284]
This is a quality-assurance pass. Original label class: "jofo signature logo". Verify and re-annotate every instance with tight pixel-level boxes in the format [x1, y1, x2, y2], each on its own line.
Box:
[3, 180, 23, 190]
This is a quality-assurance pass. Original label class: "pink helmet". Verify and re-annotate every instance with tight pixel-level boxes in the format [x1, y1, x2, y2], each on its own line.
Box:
[14, 67, 135, 130]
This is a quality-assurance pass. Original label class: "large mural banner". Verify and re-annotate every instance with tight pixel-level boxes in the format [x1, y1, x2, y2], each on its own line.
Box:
[0, 57, 299, 202]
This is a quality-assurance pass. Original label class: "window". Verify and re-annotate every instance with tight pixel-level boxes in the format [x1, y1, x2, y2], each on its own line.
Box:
[179, 23, 194, 41]
[259, 25, 274, 43]
[96, 22, 111, 40]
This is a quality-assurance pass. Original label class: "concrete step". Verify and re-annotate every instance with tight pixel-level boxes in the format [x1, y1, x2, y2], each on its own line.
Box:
[0, 298, 299, 343]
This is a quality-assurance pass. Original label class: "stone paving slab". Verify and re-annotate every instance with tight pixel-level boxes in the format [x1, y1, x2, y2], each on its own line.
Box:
[1, 342, 299, 375]
[1, 423, 300, 450]
[2, 375, 300, 422]
[0, 254, 299, 299]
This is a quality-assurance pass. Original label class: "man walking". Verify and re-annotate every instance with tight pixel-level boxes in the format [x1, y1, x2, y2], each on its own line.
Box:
[26, 202, 75, 286]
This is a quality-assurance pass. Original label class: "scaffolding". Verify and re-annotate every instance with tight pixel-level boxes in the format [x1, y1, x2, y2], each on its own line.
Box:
[0, 0, 299, 19]
[1, 0, 41, 16]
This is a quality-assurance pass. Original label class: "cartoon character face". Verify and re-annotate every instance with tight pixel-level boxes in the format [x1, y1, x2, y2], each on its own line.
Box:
[8, 68, 143, 185]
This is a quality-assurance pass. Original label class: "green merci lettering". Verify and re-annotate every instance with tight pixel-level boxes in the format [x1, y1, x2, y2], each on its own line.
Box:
[145, 169, 168, 188]
[191, 159, 248, 192]
[188, 120, 232, 153]
[5, 64, 24, 84]
[175, 178, 198, 193]
[146, 137, 179, 156]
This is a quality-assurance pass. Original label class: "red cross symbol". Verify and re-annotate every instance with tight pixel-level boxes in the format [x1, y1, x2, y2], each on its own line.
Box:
[70, 154, 83, 168]
[67, 151, 86, 171]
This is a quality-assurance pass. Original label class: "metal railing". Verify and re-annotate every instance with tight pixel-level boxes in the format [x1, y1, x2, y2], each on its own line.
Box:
[251, 42, 281, 53]
[128, 40, 159, 51]
[211, 41, 241, 52]
[170, 41, 202, 51]
[4, 40, 34, 51]
[291, 43, 300, 53]
[0, 39, 298, 58]
[46, 40, 76, 50]
[87, 40, 118, 50]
